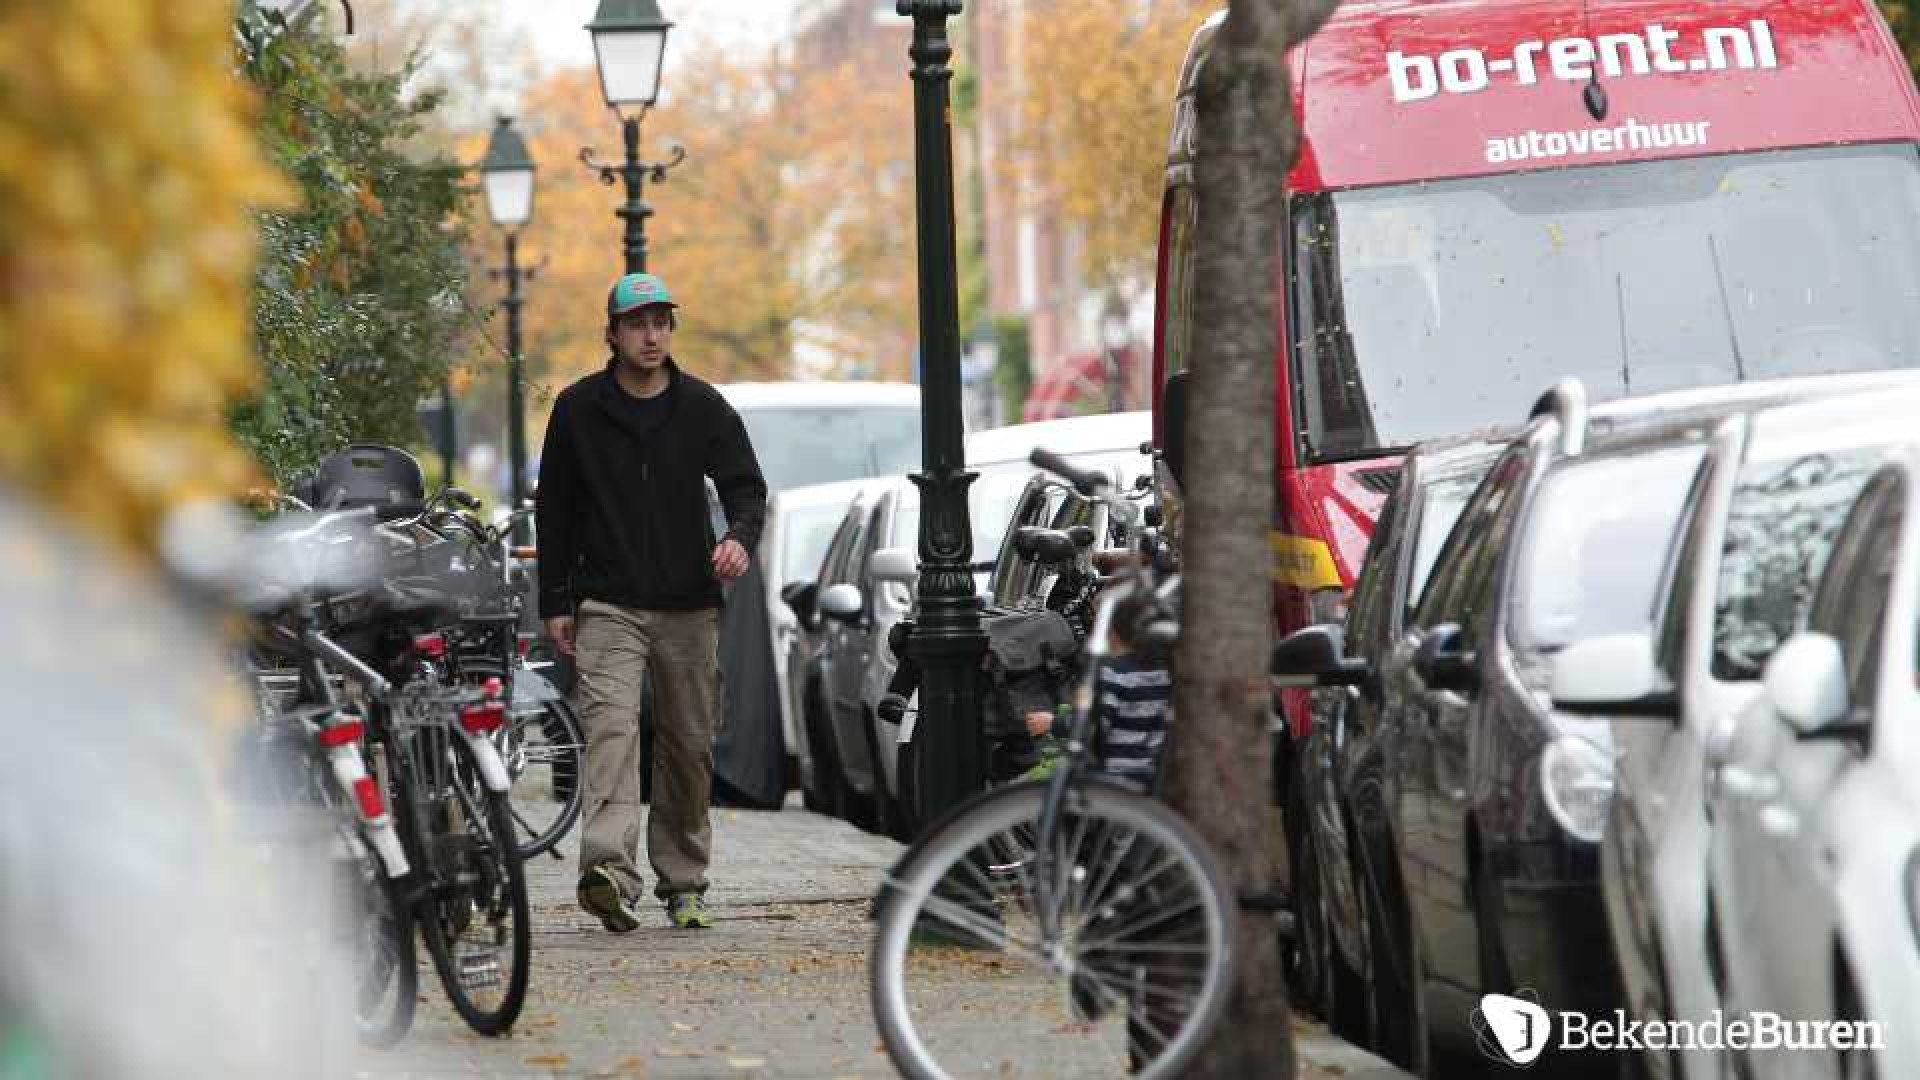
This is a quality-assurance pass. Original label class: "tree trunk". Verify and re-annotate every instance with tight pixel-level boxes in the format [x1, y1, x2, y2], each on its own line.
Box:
[1161, 0, 1336, 1075]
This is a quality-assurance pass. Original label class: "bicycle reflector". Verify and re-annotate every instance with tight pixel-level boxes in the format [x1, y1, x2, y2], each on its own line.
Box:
[317, 716, 366, 748]
[459, 701, 507, 734]
[412, 632, 449, 659]
[351, 775, 387, 821]
[481, 676, 504, 700]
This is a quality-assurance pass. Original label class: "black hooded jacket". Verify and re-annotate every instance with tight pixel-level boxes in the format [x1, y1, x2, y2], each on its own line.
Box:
[535, 360, 767, 618]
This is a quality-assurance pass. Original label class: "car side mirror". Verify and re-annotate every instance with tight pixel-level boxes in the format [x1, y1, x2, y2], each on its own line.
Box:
[780, 581, 818, 624]
[1161, 369, 1189, 490]
[1411, 623, 1479, 695]
[1762, 633, 1854, 738]
[1550, 632, 1677, 720]
[1269, 624, 1369, 688]
[817, 582, 864, 623]
[868, 546, 918, 585]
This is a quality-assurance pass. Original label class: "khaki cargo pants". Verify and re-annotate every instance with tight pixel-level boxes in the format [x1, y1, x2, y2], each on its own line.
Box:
[571, 599, 721, 903]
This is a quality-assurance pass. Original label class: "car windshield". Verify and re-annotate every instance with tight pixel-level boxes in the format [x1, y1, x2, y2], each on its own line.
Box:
[1511, 444, 1706, 651]
[1292, 144, 1920, 460]
[737, 406, 921, 493]
[1712, 448, 1895, 680]
[779, 502, 851, 585]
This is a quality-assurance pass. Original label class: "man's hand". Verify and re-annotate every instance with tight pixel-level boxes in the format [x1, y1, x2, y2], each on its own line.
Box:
[545, 615, 576, 656]
[712, 537, 750, 582]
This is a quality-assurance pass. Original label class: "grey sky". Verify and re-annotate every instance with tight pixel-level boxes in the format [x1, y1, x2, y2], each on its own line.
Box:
[513, 0, 789, 80]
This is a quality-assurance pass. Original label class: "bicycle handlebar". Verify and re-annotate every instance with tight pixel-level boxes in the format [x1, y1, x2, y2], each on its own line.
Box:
[1029, 448, 1107, 497]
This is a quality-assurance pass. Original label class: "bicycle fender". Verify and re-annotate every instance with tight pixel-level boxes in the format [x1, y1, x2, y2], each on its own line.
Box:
[513, 666, 563, 707]
[455, 726, 513, 793]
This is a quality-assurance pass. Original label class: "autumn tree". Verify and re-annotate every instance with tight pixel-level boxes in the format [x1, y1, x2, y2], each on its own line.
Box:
[481, 42, 918, 429]
[1158, 0, 1335, 1075]
[234, 4, 473, 484]
[0, 0, 285, 551]
[1011, 0, 1218, 291]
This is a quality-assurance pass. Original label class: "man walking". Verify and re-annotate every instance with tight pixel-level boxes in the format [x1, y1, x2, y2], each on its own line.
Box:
[535, 272, 767, 931]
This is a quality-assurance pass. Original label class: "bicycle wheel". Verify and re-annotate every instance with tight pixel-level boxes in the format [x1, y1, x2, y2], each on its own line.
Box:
[351, 864, 417, 1047]
[413, 731, 532, 1036]
[463, 662, 584, 859]
[871, 779, 1236, 1080]
[503, 697, 585, 858]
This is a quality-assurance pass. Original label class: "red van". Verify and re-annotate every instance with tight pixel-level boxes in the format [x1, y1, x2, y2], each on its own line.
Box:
[1151, 0, 1920, 735]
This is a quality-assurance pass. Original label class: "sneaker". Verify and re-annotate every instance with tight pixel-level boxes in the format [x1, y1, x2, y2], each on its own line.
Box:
[666, 893, 714, 929]
[577, 866, 639, 933]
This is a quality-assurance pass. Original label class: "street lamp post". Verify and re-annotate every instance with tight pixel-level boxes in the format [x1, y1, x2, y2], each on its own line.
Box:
[900, 0, 987, 822]
[579, 0, 685, 274]
[481, 115, 538, 540]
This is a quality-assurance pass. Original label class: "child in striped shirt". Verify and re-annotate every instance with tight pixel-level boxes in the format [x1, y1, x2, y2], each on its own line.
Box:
[1025, 588, 1173, 791]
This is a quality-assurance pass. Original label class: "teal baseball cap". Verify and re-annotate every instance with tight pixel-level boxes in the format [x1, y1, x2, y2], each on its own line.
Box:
[607, 272, 677, 317]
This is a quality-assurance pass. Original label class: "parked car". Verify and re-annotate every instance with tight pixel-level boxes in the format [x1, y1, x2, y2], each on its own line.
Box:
[1276, 376, 1891, 1073]
[718, 381, 921, 496]
[1274, 431, 1510, 1062]
[802, 478, 920, 837]
[784, 482, 889, 820]
[761, 477, 888, 791]
[711, 382, 919, 807]
[1548, 375, 1920, 1080]
[1690, 448, 1920, 1079]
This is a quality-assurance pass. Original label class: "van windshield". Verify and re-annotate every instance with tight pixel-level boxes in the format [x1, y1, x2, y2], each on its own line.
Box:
[1291, 144, 1920, 461]
[736, 406, 921, 493]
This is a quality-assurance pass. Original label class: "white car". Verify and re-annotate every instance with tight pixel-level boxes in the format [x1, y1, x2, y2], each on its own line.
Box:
[1700, 440, 1920, 1079]
[1551, 374, 1920, 1080]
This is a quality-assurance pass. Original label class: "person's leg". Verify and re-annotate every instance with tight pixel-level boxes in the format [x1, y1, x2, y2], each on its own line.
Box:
[571, 600, 651, 911]
[644, 607, 721, 907]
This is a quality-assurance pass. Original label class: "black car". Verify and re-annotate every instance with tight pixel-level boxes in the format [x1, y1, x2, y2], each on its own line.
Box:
[1277, 376, 1866, 1074]
[1275, 431, 1509, 1059]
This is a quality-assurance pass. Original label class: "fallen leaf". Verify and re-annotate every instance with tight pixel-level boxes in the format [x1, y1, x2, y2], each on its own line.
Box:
[524, 1054, 571, 1067]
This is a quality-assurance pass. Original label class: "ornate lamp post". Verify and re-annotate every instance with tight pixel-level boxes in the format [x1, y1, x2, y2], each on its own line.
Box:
[900, 0, 987, 822]
[480, 115, 538, 538]
[579, 0, 685, 274]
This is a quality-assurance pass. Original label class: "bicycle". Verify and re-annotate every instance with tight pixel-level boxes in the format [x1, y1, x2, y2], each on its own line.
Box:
[412, 499, 586, 860]
[251, 495, 532, 1037]
[238, 503, 421, 1048]
[869, 448, 1237, 1080]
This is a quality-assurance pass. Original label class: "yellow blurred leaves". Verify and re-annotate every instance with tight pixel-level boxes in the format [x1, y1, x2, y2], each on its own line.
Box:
[1012, 1, 1216, 285]
[0, 1, 286, 552]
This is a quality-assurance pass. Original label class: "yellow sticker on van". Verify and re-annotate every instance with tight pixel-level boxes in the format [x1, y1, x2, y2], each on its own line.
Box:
[1271, 533, 1344, 589]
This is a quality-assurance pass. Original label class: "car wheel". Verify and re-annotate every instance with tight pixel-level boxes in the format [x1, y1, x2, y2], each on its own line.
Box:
[860, 709, 895, 840]
[1327, 819, 1375, 1047]
[1285, 781, 1332, 1018]
[801, 687, 844, 819]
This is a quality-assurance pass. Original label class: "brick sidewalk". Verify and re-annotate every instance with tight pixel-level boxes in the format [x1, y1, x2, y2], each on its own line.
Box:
[351, 804, 1409, 1079]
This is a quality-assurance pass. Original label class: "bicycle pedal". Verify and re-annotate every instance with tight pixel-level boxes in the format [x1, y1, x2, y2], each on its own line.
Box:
[457, 950, 502, 988]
